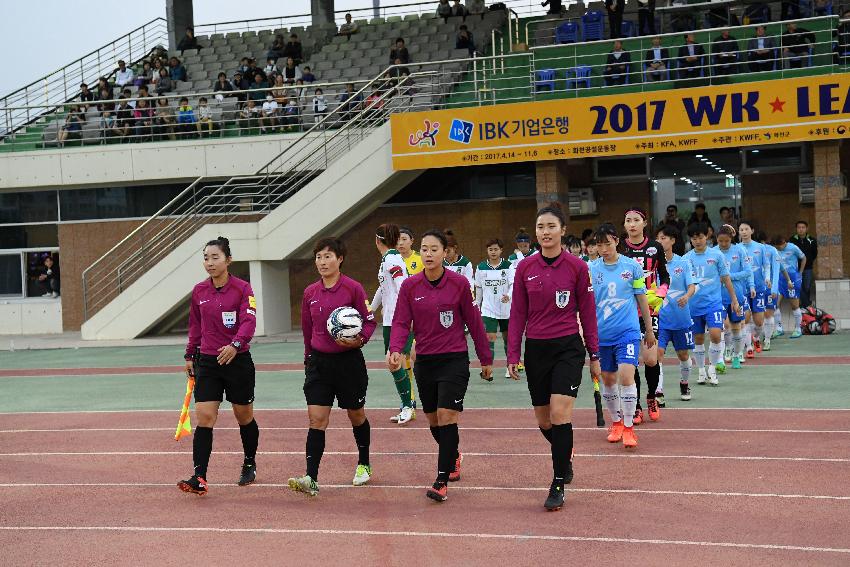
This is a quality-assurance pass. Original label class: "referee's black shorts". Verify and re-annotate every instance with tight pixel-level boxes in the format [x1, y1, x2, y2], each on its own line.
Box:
[524, 334, 586, 406]
[195, 352, 256, 405]
[413, 352, 470, 414]
[304, 348, 369, 410]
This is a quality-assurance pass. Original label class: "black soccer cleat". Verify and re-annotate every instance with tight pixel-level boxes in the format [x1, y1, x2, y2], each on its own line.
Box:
[544, 480, 565, 511]
[238, 462, 257, 486]
[177, 474, 208, 495]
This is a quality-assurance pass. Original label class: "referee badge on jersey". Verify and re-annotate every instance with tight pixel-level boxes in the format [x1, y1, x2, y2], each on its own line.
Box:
[555, 290, 571, 309]
[222, 311, 237, 329]
[439, 309, 454, 328]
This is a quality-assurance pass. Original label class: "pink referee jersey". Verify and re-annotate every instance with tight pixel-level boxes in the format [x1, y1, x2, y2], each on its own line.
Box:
[301, 274, 377, 357]
[186, 276, 256, 358]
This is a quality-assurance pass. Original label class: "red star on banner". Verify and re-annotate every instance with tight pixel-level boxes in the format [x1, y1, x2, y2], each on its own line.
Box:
[769, 97, 786, 113]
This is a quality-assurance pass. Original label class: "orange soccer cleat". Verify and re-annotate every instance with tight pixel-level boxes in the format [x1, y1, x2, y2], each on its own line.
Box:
[647, 398, 661, 422]
[622, 426, 638, 449]
[607, 420, 624, 443]
[633, 408, 644, 425]
[448, 452, 463, 482]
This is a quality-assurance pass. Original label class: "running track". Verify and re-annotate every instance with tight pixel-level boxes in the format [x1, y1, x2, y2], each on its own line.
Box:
[0, 408, 848, 566]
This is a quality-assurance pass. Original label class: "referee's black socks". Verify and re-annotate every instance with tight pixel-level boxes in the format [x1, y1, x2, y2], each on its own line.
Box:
[306, 428, 325, 481]
[193, 426, 213, 479]
[551, 423, 573, 486]
[429, 425, 440, 444]
[539, 426, 553, 444]
[239, 419, 259, 465]
[352, 419, 370, 466]
[436, 423, 459, 483]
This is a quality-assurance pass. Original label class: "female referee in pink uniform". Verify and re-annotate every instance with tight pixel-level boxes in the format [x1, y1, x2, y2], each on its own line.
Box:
[288, 237, 377, 497]
[508, 203, 600, 511]
[388, 229, 493, 503]
[178, 237, 259, 496]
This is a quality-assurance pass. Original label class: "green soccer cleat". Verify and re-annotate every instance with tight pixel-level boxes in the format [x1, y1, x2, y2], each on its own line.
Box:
[353, 464, 372, 486]
[731, 356, 742, 369]
[790, 329, 803, 339]
[288, 474, 319, 497]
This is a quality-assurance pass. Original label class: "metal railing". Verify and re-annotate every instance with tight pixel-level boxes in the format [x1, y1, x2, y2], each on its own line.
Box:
[80, 53, 515, 320]
[0, 18, 168, 139]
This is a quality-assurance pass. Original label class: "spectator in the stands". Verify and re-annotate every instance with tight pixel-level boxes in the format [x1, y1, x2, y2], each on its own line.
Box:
[603, 40, 630, 85]
[638, 0, 656, 36]
[79, 83, 95, 103]
[282, 57, 301, 84]
[301, 65, 316, 83]
[456, 25, 476, 55]
[96, 88, 113, 112]
[137, 84, 151, 100]
[284, 33, 304, 65]
[687, 202, 713, 229]
[312, 88, 328, 125]
[781, 0, 802, 21]
[281, 98, 300, 131]
[232, 71, 250, 103]
[250, 72, 270, 102]
[713, 29, 740, 76]
[644, 36, 669, 80]
[260, 94, 279, 133]
[156, 68, 173, 95]
[151, 59, 164, 88]
[271, 75, 288, 106]
[115, 60, 135, 87]
[337, 13, 359, 38]
[213, 72, 235, 101]
[122, 88, 136, 109]
[677, 33, 705, 79]
[57, 105, 85, 147]
[338, 82, 363, 120]
[240, 99, 259, 131]
[813, 0, 830, 16]
[37, 256, 60, 298]
[451, 0, 467, 17]
[389, 37, 410, 65]
[605, 0, 624, 40]
[96, 77, 114, 100]
[135, 60, 153, 87]
[238, 57, 251, 75]
[169, 57, 187, 82]
[783, 22, 815, 69]
[388, 58, 411, 87]
[437, 0, 453, 18]
[196, 97, 214, 136]
[264, 58, 281, 80]
[267, 35, 286, 60]
[467, 0, 485, 15]
[365, 89, 385, 118]
[154, 96, 176, 140]
[176, 96, 196, 138]
[177, 27, 200, 54]
[115, 96, 135, 141]
[747, 25, 776, 72]
[133, 98, 155, 142]
[100, 108, 118, 141]
[246, 58, 264, 81]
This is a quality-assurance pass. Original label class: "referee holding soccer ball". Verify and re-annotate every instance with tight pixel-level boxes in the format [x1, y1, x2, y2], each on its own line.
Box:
[288, 237, 377, 497]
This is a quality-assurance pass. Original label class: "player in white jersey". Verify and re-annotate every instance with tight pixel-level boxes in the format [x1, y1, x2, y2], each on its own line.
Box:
[509, 227, 538, 269]
[372, 223, 415, 425]
[474, 238, 514, 379]
[443, 229, 475, 291]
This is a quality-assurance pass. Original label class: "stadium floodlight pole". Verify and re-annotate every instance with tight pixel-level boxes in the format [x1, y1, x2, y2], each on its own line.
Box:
[373, 0, 380, 19]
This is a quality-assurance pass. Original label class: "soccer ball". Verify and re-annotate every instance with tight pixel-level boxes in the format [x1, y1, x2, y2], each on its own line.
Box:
[806, 320, 821, 335]
[326, 306, 363, 339]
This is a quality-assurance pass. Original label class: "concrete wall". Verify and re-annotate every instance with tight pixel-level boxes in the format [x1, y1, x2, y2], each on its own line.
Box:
[0, 134, 303, 190]
[0, 299, 62, 335]
[57, 219, 145, 331]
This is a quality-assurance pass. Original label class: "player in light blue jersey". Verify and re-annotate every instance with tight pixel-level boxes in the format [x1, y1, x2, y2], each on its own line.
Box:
[716, 225, 755, 369]
[773, 235, 807, 339]
[737, 221, 771, 359]
[683, 223, 739, 386]
[656, 226, 696, 401]
[758, 231, 783, 347]
[590, 224, 656, 449]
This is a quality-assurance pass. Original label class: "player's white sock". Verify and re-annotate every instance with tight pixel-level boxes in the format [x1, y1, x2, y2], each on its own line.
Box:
[723, 328, 731, 349]
[732, 328, 743, 357]
[679, 359, 691, 382]
[657, 362, 664, 393]
[744, 323, 754, 349]
[620, 384, 638, 427]
[694, 344, 705, 372]
[754, 323, 764, 342]
[764, 315, 775, 339]
[793, 308, 803, 330]
[600, 383, 622, 423]
[709, 342, 724, 365]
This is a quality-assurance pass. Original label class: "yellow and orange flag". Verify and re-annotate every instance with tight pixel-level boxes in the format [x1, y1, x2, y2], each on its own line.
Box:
[174, 376, 195, 441]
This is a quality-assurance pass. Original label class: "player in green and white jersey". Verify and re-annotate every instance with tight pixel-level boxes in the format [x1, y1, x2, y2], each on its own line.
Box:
[474, 239, 514, 379]
[443, 230, 475, 292]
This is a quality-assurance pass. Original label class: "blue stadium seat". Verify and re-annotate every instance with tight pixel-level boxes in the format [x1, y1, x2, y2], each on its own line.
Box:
[535, 69, 556, 91]
[582, 11, 604, 42]
[555, 21, 580, 44]
[566, 66, 592, 89]
[620, 20, 636, 38]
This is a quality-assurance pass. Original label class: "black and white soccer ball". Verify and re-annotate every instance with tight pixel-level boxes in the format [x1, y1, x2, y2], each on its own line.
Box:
[326, 306, 363, 339]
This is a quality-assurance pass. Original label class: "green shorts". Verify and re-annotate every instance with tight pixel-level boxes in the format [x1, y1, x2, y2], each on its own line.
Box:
[482, 316, 509, 334]
[383, 326, 414, 355]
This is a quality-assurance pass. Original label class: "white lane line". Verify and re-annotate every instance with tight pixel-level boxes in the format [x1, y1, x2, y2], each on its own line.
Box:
[0, 525, 846, 554]
[1, 426, 847, 434]
[0, 483, 847, 501]
[0, 407, 848, 415]
[1, 451, 847, 462]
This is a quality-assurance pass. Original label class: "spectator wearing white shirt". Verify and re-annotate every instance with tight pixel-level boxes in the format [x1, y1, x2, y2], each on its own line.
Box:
[312, 88, 328, 125]
[747, 25, 776, 72]
[196, 97, 214, 136]
[337, 13, 359, 38]
[644, 36, 669, 81]
[282, 57, 302, 84]
[260, 94, 279, 132]
[115, 60, 135, 87]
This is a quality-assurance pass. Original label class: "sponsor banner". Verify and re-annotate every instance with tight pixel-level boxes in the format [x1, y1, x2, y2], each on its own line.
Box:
[390, 74, 850, 170]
